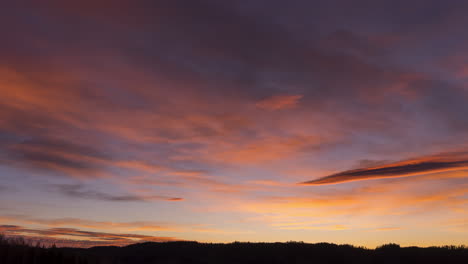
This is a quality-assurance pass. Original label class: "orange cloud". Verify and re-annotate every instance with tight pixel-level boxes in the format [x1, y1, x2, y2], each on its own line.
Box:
[256, 95, 303, 110]
[374, 227, 402, 231]
[207, 135, 321, 164]
[232, 178, 468, 233]
[276, 224, 348, 231]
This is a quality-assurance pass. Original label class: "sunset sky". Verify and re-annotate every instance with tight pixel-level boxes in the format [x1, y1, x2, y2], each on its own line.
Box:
[1, 0, 467, 248]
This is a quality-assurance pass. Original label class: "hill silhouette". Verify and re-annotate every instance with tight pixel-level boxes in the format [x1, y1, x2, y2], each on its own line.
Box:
[1, 235, 467, 264]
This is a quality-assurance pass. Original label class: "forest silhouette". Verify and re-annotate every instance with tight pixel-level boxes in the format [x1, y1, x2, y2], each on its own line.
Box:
[1, 234, 467, 264]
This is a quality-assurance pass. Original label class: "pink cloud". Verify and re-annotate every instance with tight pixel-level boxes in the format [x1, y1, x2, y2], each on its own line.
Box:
[256, 95, 303, 110]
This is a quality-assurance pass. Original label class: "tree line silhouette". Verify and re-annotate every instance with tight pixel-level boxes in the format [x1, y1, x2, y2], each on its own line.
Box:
[0, 235, 100, 264]
[1, 234, 467, 264]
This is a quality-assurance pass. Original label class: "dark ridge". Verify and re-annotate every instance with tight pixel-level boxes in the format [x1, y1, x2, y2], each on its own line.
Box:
[1, 235, 467, 264]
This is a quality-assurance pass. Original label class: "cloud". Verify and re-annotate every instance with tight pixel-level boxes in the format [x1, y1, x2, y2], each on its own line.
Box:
[205, 135, 323, 165]
[2, 0, 465, 176]
[126, 173, 254, 194]
[1, 138, 111, 178]
[51, 184, 183, 202]
[237, 179, 468, 223]
[442, 218, 468, 231]
[0, 215, 179, 232]
[0, 225, 179, 247]
[0, 215, 248, 244]
[0, 185, 12, 192]
[256, 95, 303, 110]
[372, 227, 402, 232]
[301, 152, 468, 185]
[0, 131, 172, 179]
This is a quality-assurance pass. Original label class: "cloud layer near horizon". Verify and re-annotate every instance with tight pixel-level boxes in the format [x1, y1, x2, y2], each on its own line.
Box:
[0, 225, 179, 247]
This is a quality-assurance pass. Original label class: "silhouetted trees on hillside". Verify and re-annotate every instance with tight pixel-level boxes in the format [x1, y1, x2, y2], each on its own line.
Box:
[1, 234, 467, 264]
[0, 235, 100, 264]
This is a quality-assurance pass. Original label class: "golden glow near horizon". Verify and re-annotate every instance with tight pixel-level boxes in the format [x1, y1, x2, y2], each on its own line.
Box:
[0, 0, 467, 248]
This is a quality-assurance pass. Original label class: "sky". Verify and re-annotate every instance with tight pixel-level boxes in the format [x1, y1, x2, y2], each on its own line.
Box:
[0, 0, 467, 248]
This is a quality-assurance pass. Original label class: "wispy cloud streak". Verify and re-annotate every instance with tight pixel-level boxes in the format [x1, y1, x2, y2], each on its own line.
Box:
[302, 152, 468, 185]
[52, 184, 183, 202]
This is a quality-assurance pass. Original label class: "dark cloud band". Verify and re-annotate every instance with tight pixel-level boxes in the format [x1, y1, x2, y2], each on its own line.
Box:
[301, 153, 468, 185]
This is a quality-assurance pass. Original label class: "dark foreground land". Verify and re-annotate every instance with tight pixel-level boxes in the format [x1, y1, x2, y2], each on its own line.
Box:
[1, 236, 467, 264]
